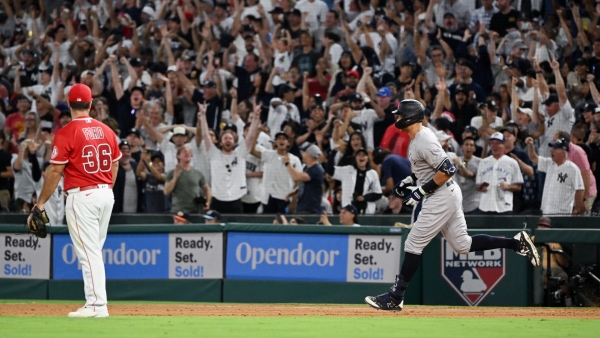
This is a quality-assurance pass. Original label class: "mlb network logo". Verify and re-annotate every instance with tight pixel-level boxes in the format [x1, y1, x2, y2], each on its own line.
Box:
[441, 238, 505, 306]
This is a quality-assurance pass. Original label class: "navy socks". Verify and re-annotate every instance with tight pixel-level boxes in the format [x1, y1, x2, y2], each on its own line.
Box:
[469, 234, 519, 252]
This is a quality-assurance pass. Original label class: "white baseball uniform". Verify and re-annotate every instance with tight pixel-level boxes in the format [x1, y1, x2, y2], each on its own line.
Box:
[475, 155, 524, 213]
[50, 116, 121, 313]
[537, 157, 584, 215]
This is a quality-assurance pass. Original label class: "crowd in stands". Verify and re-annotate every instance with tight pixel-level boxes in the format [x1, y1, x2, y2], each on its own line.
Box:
[1, 0, 600, 220]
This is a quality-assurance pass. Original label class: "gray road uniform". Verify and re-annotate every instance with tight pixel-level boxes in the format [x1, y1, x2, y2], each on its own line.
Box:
[404, 127, 472, 255]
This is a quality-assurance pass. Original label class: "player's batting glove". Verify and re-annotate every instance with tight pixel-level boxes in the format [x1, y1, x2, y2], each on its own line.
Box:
[393, 173, 418, 198]
[403, 186, 426, 206]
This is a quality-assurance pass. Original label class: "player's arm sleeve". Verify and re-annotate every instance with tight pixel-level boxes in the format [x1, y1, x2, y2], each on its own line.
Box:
[49, 132, 70, 164]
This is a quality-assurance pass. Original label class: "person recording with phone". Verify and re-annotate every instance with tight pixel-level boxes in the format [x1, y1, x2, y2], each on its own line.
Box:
[475, 132, 523, 214]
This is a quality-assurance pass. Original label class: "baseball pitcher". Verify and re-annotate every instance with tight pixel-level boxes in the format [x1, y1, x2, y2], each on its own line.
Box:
[29, 84, 121, 318]
[365, 99, 540, 311]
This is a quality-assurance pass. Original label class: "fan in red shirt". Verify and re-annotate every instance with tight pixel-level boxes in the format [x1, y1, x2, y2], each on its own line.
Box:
[34, 84, 121, 318]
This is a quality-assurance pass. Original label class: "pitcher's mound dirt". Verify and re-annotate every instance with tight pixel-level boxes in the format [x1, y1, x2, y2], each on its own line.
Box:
[1, 303, 600, 318]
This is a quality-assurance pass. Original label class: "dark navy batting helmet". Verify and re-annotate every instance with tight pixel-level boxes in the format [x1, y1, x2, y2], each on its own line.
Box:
[393, 99, 425, 129]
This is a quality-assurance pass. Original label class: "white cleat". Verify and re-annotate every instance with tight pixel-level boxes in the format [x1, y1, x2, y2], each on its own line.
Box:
[514, 231, 540, 266]
[68, 307, 109, 318]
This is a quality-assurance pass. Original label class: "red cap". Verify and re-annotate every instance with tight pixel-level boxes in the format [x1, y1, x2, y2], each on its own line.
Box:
[346, 70, 360, 78]
[68, 84, 92, 103]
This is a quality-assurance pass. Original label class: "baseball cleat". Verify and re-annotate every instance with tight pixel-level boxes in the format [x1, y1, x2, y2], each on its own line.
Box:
[68, 306, 109, 318]
[514, 231, 540, 266]
[365, 293, 404, 311]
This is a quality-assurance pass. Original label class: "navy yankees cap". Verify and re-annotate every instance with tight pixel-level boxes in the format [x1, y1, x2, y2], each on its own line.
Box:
[548, 138, 569, 152]
[583, 103, 598, 112]
[342, 204, 358, 215]
[542, 94, 559, 106]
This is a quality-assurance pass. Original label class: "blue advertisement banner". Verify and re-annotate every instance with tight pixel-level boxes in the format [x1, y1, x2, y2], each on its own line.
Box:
[226, 232, 348, 281]
[53, 234, 169, 280]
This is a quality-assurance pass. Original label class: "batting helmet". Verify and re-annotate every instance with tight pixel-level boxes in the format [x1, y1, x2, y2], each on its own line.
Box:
[393, 99, 425, 129]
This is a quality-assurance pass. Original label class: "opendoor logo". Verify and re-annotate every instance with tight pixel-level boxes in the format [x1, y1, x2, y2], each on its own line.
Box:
[441, 238, 505, 306]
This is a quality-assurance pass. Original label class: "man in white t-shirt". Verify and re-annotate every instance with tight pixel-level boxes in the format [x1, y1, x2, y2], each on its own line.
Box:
[250, 131, 301, 213]
[525, 137, 585, 215]
[349, 92, 385, 149]
[476, 132, 524, 214]
[199, 103, 260, 214]
[539, 57, 575, 157]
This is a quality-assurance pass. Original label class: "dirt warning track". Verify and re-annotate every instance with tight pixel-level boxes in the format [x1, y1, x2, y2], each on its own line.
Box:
[1, 303, 600, 319]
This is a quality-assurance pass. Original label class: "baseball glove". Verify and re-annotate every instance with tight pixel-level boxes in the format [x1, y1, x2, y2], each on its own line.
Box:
[26, 207, 49, 238]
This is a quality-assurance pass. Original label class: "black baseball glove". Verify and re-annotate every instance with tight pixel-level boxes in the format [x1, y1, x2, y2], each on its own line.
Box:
[26, 206, 49, 238]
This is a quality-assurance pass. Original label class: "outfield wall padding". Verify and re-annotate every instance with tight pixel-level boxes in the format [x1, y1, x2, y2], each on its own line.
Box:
[0, 279, 48, 299]
[49, 279, 222, 302]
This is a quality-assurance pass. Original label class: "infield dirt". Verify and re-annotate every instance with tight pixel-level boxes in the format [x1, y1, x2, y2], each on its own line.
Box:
[1, 303, 599, 319]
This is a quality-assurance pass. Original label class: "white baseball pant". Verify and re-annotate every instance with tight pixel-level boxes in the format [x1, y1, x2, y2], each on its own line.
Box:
[65, 185, 114, 311]
[404, 183, 472, 255]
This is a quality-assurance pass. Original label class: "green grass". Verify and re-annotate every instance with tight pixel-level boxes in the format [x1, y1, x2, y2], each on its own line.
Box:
[0, 316, 598, 338]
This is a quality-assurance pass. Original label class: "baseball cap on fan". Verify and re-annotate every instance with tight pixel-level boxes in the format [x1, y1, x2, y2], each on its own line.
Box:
[170, 126, 188, 143]
[68, 84, 92, 103]
[203, 210, 222, 221]
[548, 138, 569, 152]
[583, 103, 598, 113]
[489, 132, 505, 143]
[300, 142, 322, 159]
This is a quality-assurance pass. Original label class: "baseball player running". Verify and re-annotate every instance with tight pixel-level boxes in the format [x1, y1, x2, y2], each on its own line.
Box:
[365, 100, 540, 311]
[32, 84, 121, 318]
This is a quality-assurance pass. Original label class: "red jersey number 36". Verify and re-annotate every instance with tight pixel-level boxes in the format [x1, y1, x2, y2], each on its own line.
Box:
[82, 144, 112, 173]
